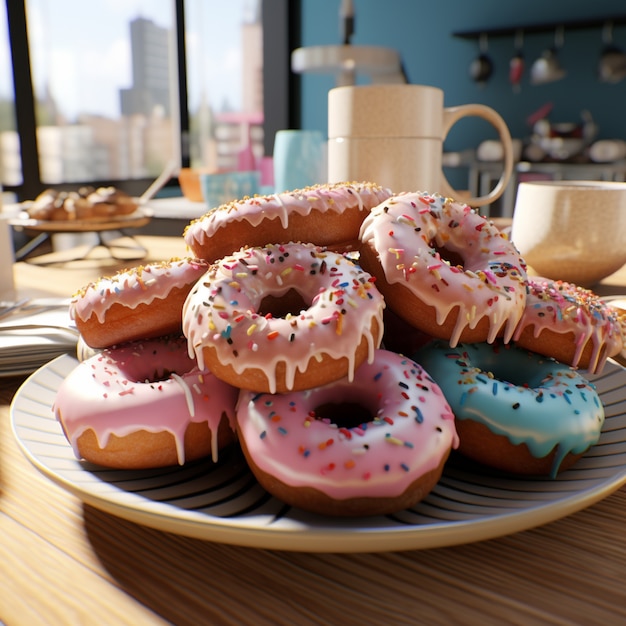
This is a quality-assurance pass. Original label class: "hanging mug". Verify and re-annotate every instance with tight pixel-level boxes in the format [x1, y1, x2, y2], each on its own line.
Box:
[327, 84, 513, 207]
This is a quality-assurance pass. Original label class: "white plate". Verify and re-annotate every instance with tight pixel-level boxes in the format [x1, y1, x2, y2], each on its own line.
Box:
[10, 355, 626, 553]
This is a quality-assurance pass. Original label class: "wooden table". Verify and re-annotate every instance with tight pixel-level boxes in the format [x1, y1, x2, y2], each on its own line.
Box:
[2, 236, 626, 625]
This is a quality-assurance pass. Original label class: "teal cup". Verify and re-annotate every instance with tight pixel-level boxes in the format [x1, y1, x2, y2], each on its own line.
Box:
[200, 171, 260, 209]
[273, 130, 326, 193]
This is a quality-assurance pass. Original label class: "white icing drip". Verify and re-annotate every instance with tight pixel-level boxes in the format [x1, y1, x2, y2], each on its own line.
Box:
[171, 372, 195, 417]
[54, 337, 239, 468]
[182, 243, 385, 393]
[359, 192, 527, 345]
[184, 182, 392, 247]
[511, 278, 623, 373]
[272, 193, 289, 229]
[236, 350, 459, 501]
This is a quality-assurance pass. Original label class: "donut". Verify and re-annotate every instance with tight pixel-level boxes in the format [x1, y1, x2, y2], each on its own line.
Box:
[54, 336, 239, 469]
[358, 191, 528, 347]
[414, 340, 605, 477]
[183, 181, 392, 263]
[236, 349, 459, 516]
[511, 277, 624, 374]
[26, 186, 137, 221]
[27, 189, 90, 221]
[182, 242, 385, 393]
[606, 298, 626, 365]
[70, 257, 210, 348]
[86, 186, 138, 217]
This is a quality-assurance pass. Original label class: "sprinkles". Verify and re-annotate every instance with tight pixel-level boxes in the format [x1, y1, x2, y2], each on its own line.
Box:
[359, 190, 528, 348]
[182, 242, 385, 393]
[235, 350, 459, 515]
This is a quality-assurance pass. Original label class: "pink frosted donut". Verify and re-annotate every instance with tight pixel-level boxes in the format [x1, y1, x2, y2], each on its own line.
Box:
[54, 336, 238, 469]
[182, 242, 385, 394]
[236, 349, 459, 516]
[70, 257, 209, 348]
[183, 181, 393, 263]
[359, 191, 528, 347]
[512, 277, 624, 374]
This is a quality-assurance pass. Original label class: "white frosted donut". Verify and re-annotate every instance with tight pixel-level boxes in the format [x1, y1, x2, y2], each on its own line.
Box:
[183, 181, 393, 263]
[182, 242, 385, 393]
[359, 191, 528, 346]
[54, 336, 238, 469]
[236, 349, 459, 516]
[70, 257, 209, 348]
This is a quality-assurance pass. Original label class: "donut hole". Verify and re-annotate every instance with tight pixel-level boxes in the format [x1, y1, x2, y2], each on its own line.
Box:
[313, 402, 373, 429]
[258, 288, 309, 318]
[117, 350, 196, 384]
[138, 367, 188, 384]
[468, 348, 546, 388]
[429, 241, 465, 269]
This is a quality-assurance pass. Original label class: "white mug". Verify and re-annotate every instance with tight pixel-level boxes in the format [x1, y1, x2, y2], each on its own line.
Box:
[511, 180, 626, 286]
[273, 130, 326, 193]
[327, 84, 513, 207]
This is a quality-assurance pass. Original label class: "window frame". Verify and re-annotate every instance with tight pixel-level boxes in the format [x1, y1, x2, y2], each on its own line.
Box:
[4, 0, 300, 201]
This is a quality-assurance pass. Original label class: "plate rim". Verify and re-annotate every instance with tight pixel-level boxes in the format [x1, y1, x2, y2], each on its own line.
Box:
[10, 354, 626, 553]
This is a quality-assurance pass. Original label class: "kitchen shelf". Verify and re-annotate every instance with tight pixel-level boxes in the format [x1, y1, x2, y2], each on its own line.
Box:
[453, 14, 626, 40]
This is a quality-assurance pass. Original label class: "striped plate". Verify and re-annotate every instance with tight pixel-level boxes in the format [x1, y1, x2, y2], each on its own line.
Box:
[10, 355, 626, 553]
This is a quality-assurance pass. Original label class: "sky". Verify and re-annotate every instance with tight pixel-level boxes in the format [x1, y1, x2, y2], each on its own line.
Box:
[1, 0, 252, 120]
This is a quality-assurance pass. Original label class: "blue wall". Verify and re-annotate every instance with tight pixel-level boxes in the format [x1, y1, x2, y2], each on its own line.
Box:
[299, 0, 626, 152]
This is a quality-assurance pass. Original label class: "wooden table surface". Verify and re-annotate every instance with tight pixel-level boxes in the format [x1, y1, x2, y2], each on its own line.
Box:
[1, 235, 626, 625]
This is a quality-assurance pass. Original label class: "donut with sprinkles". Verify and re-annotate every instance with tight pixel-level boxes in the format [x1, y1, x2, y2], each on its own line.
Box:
[182, 242, 385, 394]
[511, 277, 624, 374]
[70, 257, 209, 348]
[358, 191, 528, 347]
[235, 349, 459, 516]
[54, 336, 239, 469]
[414, 340, 605, 477]
[183, 181, 392, 263]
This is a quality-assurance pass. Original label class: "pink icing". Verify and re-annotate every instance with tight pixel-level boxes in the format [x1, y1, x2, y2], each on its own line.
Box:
[54, 336, 238, 464]
[236, 349, 459, 500]
[359, 191, 528, 347]
[183, 181, 392, 248]
[69, 258, 209, 323]
[182, 242, 385, 393]
[512, 277, 624, 373]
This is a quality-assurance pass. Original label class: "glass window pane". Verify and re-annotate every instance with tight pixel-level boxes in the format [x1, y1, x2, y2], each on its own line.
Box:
[25, 0, 176, 184]
[185, 0, 264, 172]
[0, 3, 20, 187]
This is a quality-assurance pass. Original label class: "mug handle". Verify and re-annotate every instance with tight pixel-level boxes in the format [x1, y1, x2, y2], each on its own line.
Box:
[440, 104, 513, 208]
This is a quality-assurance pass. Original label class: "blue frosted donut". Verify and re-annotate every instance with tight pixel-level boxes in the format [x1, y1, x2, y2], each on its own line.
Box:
[414, 340, 605, 477]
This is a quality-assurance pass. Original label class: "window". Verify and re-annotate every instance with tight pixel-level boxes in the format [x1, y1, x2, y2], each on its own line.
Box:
[0, 3, 18, 186]
[25, 0, 174, 185]
[2, 0, 297, 200]
[185, 0, 265, 171]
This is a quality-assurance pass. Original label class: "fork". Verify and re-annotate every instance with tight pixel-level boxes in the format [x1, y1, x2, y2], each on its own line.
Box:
[0, 298, 30, 320]
[0, 323, 80, 338]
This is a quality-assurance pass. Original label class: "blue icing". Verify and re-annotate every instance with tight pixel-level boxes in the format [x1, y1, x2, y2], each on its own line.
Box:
[413, 341, 605, 477]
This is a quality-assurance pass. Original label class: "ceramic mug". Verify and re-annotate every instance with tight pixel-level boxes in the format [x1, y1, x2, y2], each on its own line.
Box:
[273, 130, 326, 193]
[327, 84, 513, 207]
[511, 180, 626, 286]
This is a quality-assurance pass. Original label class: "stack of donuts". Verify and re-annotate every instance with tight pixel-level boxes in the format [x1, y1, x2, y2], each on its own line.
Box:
[54, 182, 625, 517]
